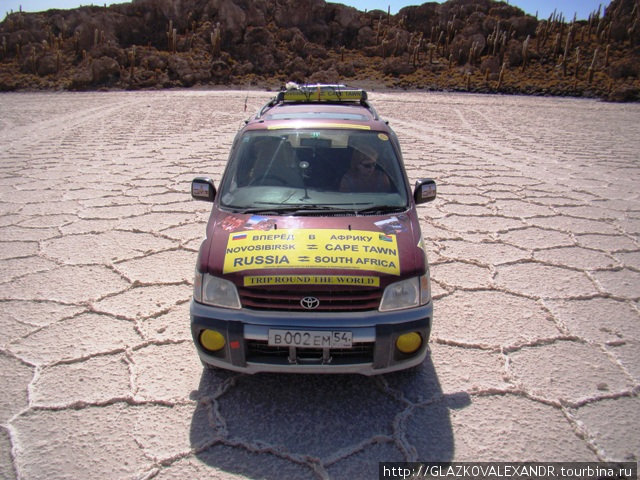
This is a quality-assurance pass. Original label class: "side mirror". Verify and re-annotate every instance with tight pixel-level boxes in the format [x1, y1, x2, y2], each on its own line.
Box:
[414, 178, 436, 204]
[191, 177, 216, 202]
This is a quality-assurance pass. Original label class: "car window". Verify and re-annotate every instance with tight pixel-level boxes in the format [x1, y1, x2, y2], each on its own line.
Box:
[219, 129, 408, 212]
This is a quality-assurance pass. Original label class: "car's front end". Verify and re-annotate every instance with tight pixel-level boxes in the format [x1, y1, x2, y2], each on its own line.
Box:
[190, 209, 433, 375]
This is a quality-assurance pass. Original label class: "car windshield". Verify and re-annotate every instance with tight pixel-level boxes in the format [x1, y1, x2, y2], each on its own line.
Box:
[218, 129, 408, 213]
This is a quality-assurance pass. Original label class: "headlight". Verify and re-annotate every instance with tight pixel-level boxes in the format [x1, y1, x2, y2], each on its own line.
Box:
[193, 271, 241, 309]
[379, 275, 431, 312]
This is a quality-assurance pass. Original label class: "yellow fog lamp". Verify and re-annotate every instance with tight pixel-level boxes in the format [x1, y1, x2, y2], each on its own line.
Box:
[396, 332, 422, 354]
[200, 329, 226, 352]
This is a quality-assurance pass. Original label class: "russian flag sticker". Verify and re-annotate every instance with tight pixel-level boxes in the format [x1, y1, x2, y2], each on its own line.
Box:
[232, 233, 248, 241]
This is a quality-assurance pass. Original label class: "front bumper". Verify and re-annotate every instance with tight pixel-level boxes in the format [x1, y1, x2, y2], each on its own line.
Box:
[190, 300, 432, 375]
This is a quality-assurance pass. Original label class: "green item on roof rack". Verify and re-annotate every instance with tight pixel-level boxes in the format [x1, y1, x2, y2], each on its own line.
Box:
[277, 84, 368, 103]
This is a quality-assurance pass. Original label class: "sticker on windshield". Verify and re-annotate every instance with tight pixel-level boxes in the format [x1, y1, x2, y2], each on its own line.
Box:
[223, 229, 400, 275]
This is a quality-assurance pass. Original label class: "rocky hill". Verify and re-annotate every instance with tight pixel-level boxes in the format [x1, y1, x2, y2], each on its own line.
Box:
[1, 0, 638, 100]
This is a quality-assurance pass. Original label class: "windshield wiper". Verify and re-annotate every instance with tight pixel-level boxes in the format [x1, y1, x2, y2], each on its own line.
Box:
[238, 206, 302, 215]
[355, 205, 407, 215]
[291, 205, 358, 215]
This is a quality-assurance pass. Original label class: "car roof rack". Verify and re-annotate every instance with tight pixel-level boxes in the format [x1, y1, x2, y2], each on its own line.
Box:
[255, 83, 379, 120]
[278, 83, 367, 103]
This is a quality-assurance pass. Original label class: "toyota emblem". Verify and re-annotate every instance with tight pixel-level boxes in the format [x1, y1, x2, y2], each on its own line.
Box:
[300, 296, 320, 309]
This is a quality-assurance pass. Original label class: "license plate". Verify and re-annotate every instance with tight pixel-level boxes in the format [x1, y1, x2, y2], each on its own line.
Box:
[268, 329, 352, 348]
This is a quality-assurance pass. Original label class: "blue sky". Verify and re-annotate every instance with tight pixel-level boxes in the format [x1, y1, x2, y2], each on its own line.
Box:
[3, 0, 608, 22]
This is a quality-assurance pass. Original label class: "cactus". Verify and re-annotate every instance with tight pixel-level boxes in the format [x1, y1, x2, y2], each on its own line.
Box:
[535, 23, 543, 52]
[414, 37, 423, 66]
[521, 35, 530, 71]
[596, 18, 604, 39]
[497, 62, 506, 90]
[129, 45, 136, 77]
[470, 40, 480, 65]
[211, 23, 221, 58]
[567, 24, 575, 51]
[438, 31, 445, 56]
[447, 19, 455, 44]
[562, 31, 571, 76]
[552, 32, 561, 57]
[167, 20, 178, 53]
[382, 39, 390, 59]
[587, 48, 598, 84]
[492, 23, 500, 56]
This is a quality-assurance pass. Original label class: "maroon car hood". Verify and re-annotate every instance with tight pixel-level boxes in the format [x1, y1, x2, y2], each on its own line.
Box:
[198, 209, 425, 288]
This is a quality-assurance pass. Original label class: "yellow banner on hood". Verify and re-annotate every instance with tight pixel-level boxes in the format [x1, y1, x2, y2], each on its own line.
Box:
[223, 229, 399, 275]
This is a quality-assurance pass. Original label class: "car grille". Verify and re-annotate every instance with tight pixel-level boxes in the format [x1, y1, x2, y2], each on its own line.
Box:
[246, 340, 374, 365]
[238, 286, 381, 311]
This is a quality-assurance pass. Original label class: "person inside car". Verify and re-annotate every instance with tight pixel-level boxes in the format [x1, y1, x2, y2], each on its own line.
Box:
[339, 141, 391, 193]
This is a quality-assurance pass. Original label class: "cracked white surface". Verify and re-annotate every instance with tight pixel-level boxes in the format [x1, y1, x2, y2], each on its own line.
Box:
[0, 91, 639, 479]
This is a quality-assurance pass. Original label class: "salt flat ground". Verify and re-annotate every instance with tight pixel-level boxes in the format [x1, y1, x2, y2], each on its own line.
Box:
[0, 90, 639, 479]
